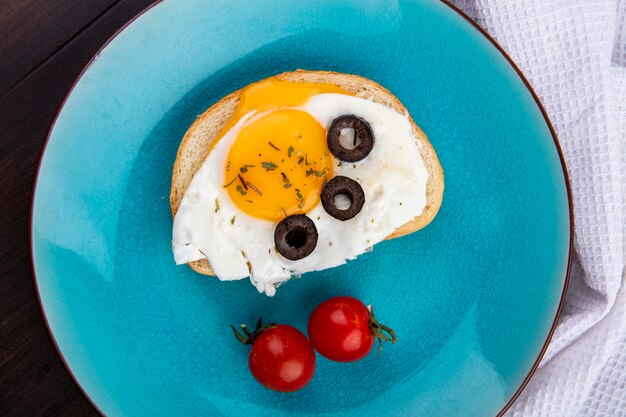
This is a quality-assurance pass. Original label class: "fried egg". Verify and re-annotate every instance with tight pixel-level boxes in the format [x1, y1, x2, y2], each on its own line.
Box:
[172, 78, 429, 295]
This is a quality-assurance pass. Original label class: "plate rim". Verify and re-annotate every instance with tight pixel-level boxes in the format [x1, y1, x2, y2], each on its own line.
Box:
[28, 1, 574, 416]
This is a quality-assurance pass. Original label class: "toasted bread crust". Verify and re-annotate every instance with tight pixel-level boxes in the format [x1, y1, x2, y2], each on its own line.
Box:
[170, 70, 444, 276]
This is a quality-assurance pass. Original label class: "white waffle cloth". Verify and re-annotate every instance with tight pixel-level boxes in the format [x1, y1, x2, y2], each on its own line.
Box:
[447, 1, 626, 415]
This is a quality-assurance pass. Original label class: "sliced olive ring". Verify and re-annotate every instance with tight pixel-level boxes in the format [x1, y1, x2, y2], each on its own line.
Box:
[321, 176, 365, 221]
[274, 214, 318, 261]
[327, 115, 374, 162]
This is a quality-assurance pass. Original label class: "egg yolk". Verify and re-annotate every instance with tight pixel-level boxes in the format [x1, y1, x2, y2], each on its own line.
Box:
[223, 78, 352, 221]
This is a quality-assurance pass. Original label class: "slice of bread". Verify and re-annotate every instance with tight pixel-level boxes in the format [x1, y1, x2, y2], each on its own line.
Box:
[170, 70, 444, 276]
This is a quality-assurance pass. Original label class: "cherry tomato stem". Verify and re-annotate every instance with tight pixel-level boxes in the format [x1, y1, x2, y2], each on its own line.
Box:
[230, 317, 276, 345]
[368, 305, 398, 352]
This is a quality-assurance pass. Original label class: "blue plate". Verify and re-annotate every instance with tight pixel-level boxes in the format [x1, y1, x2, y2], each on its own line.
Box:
[31, 1, 572, 416]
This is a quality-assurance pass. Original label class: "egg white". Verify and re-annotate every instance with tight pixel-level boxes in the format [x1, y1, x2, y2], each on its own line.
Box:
[172, 94, 429, 296]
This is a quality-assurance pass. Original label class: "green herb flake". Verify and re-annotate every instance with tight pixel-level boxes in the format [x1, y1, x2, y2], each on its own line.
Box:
[239, 164, 255, 174]
[246, 181, 262, 196]
[281, 207, 288, 217]
[214, 198, 220, 213]
[236, 185, 247, 196]
[287, 146, 294, 158]
[295, 188, 303, 200]
[281, 172, 292, 189]
[261, 161, 277, 171]
[269, 141, 280, 151]
[223, 176, 237, 188]
[226, 160, 232, 171]
[230, 216, 236, 225]
[305, 167, 328, 177]
[238, 174, 248, 190]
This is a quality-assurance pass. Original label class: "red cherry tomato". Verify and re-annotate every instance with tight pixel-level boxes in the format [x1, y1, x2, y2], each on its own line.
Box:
[307, 296, 397, 362]
[232, 321, 315, 392]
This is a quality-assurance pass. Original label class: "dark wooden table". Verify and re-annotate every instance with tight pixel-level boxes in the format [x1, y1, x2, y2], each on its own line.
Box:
[0, 1, 158, 415]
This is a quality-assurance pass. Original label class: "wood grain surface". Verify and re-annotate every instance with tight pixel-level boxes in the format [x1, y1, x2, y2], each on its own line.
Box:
[0, 1, 157, 415]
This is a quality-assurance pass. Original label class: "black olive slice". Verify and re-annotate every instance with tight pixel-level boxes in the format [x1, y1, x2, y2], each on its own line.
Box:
[321, 176, 365, 221]
[274, 214, 318, 260]
[327, 115, 374, 162]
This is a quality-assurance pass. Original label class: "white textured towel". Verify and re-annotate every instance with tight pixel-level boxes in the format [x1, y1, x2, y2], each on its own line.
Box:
[447, 0, 626, 415]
